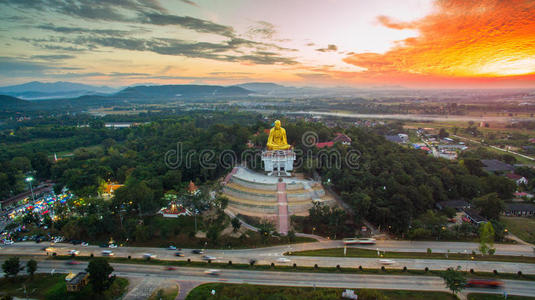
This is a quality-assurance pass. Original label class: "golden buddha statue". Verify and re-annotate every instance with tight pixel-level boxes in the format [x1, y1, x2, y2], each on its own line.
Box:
[266, 120, 291, 150]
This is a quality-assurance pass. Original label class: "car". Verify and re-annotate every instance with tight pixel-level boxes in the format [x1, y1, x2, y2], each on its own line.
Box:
[66, 261, 80, 265]
[174, 252, 184, 257]
[41, 246, 48, 251]
[81, 242, 89, 247]
[167, 245, 177, 250]
[378, 259, 396, 265]
[99, 243, 109, 248]
[3, 240, 14, 245]
[101, 250, 114, 256]
[192, 249, 204, 254]
[204, 269, 220, 275]
[202, 255, 216, 261]
[276, 257, 291, 263]
[143, 253, 156, 259]
[68, 250, 80, 256]
[109, 244, 118, 248]
[466, 279, 504, 288]
[165, 266, 177, 270]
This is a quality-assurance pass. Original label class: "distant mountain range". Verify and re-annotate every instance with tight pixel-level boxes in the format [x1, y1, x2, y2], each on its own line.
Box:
[0, 81, 118, 100]
[115, 84, 251, 99]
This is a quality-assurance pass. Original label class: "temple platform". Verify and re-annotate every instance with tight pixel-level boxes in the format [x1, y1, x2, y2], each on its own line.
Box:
[221, 166, 335, 234]
[262, 150, 295, 176]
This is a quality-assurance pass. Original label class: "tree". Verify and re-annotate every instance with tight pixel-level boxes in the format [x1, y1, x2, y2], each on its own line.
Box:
[474, 193, 505, 220]
[287, 230, 296, 242]
[26, 260, 37, 278]
[86, 259, 115, 294]
[438, 128, 449, 139]
[440, 266, 466, 295]
[2, 257, 22, 278]
[231, 217, 241, 232]
[479, 221, 495, 255]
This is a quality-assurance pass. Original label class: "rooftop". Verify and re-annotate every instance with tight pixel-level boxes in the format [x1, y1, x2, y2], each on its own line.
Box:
[481, 159, 514, 172]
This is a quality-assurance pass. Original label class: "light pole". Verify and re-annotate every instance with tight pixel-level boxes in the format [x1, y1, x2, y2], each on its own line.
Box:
[25, 176, 35, 202]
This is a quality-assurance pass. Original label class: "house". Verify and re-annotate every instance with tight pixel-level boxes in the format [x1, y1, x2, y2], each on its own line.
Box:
[332, 133, 352, 145]
[481, 159, 514, 173]
[101, 182, 124, 199]
[436, 200, 471, 211]
[513, 192, 534, 199]
[66, 272, 89, 292]
[385, 134, 408, 144]
[505, 173, 528, 185]
[463, 209, 487, 225]
[504, 203, 535, 217]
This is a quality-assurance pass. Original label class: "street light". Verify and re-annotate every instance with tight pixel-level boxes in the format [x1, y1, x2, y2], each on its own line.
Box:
[25, 176, 35, 202]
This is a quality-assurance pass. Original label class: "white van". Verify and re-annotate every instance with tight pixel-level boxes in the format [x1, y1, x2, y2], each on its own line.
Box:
[101, 250, 114, 256]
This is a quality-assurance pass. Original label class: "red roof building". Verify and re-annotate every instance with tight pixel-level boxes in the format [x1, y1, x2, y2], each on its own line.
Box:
[316, 141, 334, 148]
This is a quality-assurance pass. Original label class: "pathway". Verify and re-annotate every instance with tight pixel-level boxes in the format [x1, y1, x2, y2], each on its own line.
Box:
[277, 181, 289, 235]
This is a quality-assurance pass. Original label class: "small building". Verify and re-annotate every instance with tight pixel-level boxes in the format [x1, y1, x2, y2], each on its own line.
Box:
[505, 173, 528, 185]
[66, 272, 89, 292]
[101, 182, 124, 199]
[436, 200, 471, 211]
[481, 159, 514, 174]
[463, 209, 487, 225]
[385, 134, 408, 144]
[504, 203, 535, 217]
[332, 133, 352, 145]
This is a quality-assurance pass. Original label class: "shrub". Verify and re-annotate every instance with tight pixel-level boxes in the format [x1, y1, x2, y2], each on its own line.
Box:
[381, 266, 386, 272]
[470, 268, 474, 273]
[228, 261, 232, 265]
[403, 266, 407, 272]
[314, 264, 318, 269]
[358, 266, 363, 271]
[90, 253, 94, 258]
[336, 264, 341, 270]
[128, 255, 131, 259]
[427, 248, 432, 254]
[517, 271, 522, 276]
[493, 270, 498, 275]
[293, 263, 297, 269]
[424, 267, 429, 272]
[271, 262, 275, 268]
[187, 258, 191, 263]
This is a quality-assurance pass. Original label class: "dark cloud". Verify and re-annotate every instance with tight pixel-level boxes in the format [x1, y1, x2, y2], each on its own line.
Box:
[316, 44, 338, 52]
[180, 0, 199, 7]
[142, 13, 235, 37]
[0, 57, 51, 74]
[246, 21, 276, 39]
[38, 24, 131, 36]
[30, 54, 75, 61]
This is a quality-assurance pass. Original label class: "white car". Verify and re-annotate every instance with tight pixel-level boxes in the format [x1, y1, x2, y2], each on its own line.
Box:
[68, 250, 80, 256]
[81, 242, 89, 247]
[167, 245, 177, 250]
[378, 259, 395, 265]
[276, 257, 291, 263]
[204, 269, 220, 275]
[202, 255, 216, 261]
[101, 250, 114, 256]
[109, 244, 118, 248]
[3, 240, 14, 245]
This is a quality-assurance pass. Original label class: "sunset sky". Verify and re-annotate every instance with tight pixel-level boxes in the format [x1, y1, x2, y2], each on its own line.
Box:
[0, 0, 534, 88]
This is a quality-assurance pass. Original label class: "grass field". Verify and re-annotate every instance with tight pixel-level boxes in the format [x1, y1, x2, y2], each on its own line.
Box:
[185, 283, 459, 300]
[468, 293, 535, 300]
[148, 284, 179, 300]
[502, 217, 535, 245]
[287, 247, 535, 264]
[0, 273, 129, 300]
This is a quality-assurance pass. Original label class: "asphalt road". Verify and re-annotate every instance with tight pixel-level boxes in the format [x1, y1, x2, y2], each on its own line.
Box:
[5, 259, 535, 298]
[2, 240, 535, 274]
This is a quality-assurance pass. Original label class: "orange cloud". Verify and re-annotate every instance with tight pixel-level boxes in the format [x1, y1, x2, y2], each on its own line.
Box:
[343, 0, 535, 87]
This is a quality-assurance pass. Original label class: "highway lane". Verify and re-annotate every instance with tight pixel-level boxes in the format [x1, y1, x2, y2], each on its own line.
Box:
[2, 241, 535, 274]
[5, 260, 535, 297]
